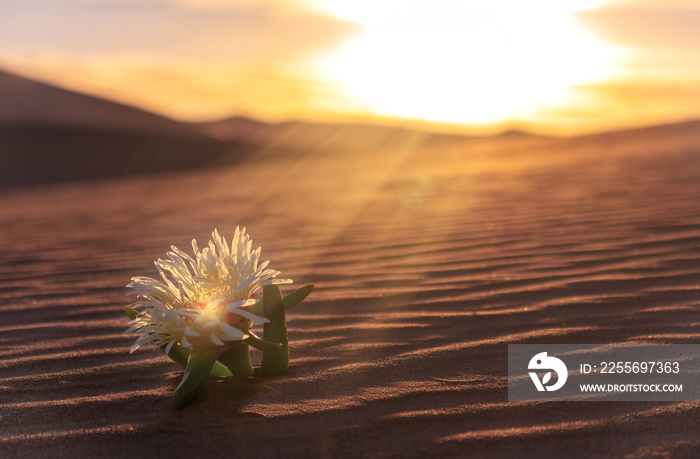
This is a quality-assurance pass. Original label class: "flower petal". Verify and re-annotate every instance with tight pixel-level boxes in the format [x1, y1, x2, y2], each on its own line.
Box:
[228, 308, 269, 324]
[218, 321, 246, 339]
[225, 299, 258, 311]
[210, 334, 225, 346]
[164, 339, 176, 355]
[184, 328, 200, 337]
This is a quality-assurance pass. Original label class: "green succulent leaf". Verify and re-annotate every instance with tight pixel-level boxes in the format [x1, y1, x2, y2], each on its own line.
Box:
[157, 341, 231, 376]
[248, 299, 263, 317]
[170, 350, 218, 410]
[244, 335, 283, 353]
[283, 284, 315, 311]
[217, 342, 254, 376]
[124, 306, 140, 320]
[209, 361, 235, 377]
[259, 285, 289, 376]
[161, 341, 190, 370]
[247, 284, 314, 317]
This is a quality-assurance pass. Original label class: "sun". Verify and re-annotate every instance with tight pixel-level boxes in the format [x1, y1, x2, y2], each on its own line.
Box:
[309, 0, 619, 126]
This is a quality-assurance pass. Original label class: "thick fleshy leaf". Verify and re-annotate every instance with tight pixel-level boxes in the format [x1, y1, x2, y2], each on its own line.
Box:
[259, 285, 289, 376]
[217, 342, 254, 376]
[247, 300, 263, 317]
[283, 284, 315, 311]
[170, 350, 218, 410]
[161, 341, 191, 370]
[243, 334, 283, 353]
[157, 340, 232, 376]
[247, 284, 314, 317]
[209, 361, 235, 377]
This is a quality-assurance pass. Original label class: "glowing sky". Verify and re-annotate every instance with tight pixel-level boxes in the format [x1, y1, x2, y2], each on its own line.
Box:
[2, 0, 700, 135]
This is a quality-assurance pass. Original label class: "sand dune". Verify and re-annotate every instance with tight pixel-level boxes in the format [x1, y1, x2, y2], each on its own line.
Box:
[0, 70, 254, 188]
[0, 70, 188, 133]
[2, 119, 700, 458]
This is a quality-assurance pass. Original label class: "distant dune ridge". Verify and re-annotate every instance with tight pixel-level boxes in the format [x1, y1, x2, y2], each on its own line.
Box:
[0, 69, 553, 189]
[3, 68, 700, 457]
[0, 69, 185, 133]
[0, 70, 232, 187]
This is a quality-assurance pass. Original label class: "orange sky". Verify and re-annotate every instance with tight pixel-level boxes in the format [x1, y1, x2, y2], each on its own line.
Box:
[2, 0, 700, 136]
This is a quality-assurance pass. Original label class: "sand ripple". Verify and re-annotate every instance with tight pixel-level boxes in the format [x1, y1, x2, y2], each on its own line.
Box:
[3, 133, 700, 457]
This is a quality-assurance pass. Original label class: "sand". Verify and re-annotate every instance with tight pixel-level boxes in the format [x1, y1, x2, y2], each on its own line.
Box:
[2, 128, 700, 458]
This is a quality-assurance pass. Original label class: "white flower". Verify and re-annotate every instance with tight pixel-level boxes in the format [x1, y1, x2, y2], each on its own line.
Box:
[125, 227, 292, 353]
